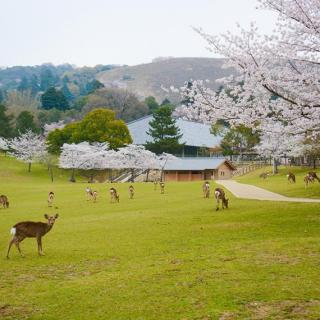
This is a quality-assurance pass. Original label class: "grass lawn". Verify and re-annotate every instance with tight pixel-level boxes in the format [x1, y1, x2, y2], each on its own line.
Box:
[236, 166, 320, 199]
[0, 156, 320, 319]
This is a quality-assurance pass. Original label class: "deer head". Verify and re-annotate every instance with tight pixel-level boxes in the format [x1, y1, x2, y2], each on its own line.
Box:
[44, 214, 59, 226]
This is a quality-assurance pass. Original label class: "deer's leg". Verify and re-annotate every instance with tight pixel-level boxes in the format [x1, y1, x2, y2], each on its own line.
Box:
[37, 236, 44, 256]
[216, 198, 219, 211]
[6, 238, 16, 258]
[15, 238, 24, 257]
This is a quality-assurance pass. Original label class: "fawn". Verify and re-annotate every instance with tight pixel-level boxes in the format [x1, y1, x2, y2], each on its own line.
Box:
[110, 187, 120, 203]
[202, 181, 210, 198]
[0, 195, 9, 208]
[47, 191, 54, 207]
[6, 214, 59, 258]
[129, 185, 134, 199]
[214, 188, 229, 211]
[287, 172, 296, 183]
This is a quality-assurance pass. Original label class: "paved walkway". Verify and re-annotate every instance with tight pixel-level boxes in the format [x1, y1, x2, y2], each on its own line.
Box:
[216, 180, 320, 203]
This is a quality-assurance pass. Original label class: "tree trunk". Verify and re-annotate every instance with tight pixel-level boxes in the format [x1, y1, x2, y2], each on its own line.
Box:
[90, 173, 94, 183]
[146, 169, 150, 182]
[49, 165, 54, 183]
[313, 158, 316, 169]
[70, 168, 76, 182]
[28, 162, 31, 173]
[131, 169, 134, 182]
[272, 157, 278, 174]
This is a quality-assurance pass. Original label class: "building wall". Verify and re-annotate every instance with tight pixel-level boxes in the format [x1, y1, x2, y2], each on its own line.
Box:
[215, 163, 233, 180]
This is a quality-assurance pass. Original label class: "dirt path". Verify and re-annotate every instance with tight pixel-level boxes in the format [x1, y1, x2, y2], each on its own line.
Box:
[216, 180, 320, 203]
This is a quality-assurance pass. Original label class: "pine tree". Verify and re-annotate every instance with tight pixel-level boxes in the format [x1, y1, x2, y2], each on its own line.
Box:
[41, 87, 69, 111]
[145, 105, 183, 155]
[15, 111, 39, 134]
[62, 83, 74, 101]
[0, 104, 14, 138]
[17, 76, 29, 92]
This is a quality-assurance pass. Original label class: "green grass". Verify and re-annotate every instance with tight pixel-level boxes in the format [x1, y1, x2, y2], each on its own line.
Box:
[236, 166, 320, 199]
[0, 156, 320, 319]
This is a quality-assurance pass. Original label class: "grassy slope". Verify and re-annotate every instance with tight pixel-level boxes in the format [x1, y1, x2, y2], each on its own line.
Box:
[0, 156, 319, 319]
[236, 166, 320, 199]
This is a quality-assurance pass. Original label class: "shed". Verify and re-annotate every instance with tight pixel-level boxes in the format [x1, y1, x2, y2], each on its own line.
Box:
[163, 157, 236, 181]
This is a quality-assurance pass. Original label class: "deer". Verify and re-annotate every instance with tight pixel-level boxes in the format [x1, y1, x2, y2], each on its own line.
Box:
[202, 181, 210, 198]
[47, 191, 54, 207]
[160, 182, 165, 194]
[129, 185, 134, 199]
[214, 188, 229, 211]
[304, 174, 315, 188]
[259, 172, 269, 179]
[308, 171, 320, 183]
[287, 172, 296, 183]
[110, 187, 120, 203]
[86, 187, 97, 202]
[6, 214, 59, 258]
[0, 195, 9, 208]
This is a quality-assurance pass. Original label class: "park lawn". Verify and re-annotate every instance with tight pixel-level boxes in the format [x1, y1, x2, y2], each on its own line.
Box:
[0, 156, 320, 319]
[236, 166, 320, 199]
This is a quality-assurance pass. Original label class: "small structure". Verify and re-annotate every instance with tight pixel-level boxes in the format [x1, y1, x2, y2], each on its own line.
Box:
[163, 157, 236, 181]
[127, 115, 222, 157]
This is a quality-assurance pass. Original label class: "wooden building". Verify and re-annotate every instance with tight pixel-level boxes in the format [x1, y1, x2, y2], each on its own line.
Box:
[163, 158, 236, 182]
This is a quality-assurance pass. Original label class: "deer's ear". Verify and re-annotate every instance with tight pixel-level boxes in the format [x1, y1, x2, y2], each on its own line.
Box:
[44, 214, 49, 219]
[55, 213, 59, 219]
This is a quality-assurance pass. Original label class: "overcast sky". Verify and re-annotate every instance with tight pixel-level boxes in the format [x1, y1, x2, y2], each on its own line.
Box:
[1, 0, 276, 67]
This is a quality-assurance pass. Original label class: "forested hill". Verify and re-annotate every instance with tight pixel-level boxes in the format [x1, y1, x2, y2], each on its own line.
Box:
[96, 57, 233, 103]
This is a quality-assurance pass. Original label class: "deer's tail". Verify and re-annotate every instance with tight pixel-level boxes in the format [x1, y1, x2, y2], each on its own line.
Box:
[10, 227, 16, 236]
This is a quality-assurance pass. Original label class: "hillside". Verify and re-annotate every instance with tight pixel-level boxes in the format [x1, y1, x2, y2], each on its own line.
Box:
[96, 57, 233, 103]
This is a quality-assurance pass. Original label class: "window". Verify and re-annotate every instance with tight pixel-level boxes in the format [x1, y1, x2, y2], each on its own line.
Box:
[220, 171, 225, 176]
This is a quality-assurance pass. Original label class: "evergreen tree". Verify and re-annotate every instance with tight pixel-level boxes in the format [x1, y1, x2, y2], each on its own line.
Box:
[30, 74, 40, 96]
[41, 87, 69, 111]
[0, 104, 14, 138]
[85, 79, 104, 94]
[15, 111, 39, 134]
[144, 96, 159, 113]
[17, 76, 29, 92]
[40, 68, 56, 91]
[0, 90, 4, 103]
[62, 83, 74, 101]
[145, 105, 183, 155]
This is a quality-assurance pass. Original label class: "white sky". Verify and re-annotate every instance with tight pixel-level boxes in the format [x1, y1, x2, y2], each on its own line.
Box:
[1, 0, 276, 67]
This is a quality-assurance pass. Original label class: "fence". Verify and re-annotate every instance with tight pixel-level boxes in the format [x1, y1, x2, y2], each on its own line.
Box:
[232, 161, 266, 177]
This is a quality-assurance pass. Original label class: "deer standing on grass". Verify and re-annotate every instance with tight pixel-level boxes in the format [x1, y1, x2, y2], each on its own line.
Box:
[287, 172, 296, 183]
[160, 182, 165, 194]
[47, 191, 54, 207]
[129, 185, 134, 199]
[259, 172, 269, 179]
[308, 171, 320, 182]
[304, 174, 315, 188]
[0, 195, 9, 208]
[6, 214, 59, 258]
[110, 187, 119, 203]
[214, 188, 229, 211]
[202, 181, 210, 198]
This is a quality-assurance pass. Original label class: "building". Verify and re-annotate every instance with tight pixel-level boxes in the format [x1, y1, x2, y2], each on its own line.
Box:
[127, 115, 222, 157]
[163, 157, 236, 181]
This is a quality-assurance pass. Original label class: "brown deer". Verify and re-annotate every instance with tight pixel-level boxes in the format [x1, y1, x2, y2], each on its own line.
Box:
[0, 195, 9, 208]
[160, 182, 165, 194]
[129, 185, 134, 199]
[110, 187, 119, 203]
[202, 181, 210, 198]
[6, 214, 59, 258]
[304, 174, 315, 188]
[47, 191, 54, 207]
[287, 172, 296, 183]
[214, 188, 229, 211]
[308, 171, 320, 182]
[259, 172, 269, 179]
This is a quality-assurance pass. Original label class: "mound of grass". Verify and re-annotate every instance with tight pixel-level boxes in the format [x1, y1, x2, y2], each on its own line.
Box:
[237, 166, 320, 199]
[0, 157, 319, 319]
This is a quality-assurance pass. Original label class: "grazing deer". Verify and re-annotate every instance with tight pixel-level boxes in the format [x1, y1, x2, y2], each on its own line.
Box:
[47, 191, 54, 207]
[110, 187, 119, 203]
[202, 181, 210, 198]
[308, 171, 320, 183]
[86, 187, 97, 202]
[304, 174, 315, 188]
[287, 172, 296, 183]
[160, 182, 165, 194]
[0, 195, 9, 208]
[129, 185, 134, 199]
[6, 214, 59, 258]
[259, 172, 269, 179]
[214, 188, 229, 211]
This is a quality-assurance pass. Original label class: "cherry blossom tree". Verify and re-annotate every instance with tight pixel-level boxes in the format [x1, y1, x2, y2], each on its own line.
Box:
[176, 0, 320, 156]
[43, 121, 65, 137]
[0, 137, 9, 154]
[9, 130, 47, 172]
